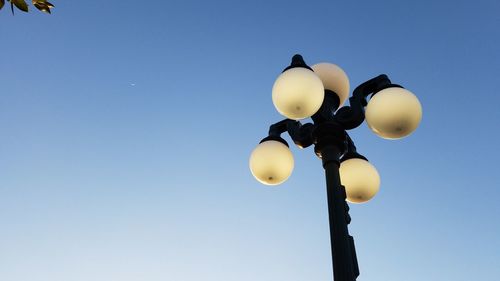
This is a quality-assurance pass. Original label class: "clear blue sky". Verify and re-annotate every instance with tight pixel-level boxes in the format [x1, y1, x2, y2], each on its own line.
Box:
[1, 1, 499, 280]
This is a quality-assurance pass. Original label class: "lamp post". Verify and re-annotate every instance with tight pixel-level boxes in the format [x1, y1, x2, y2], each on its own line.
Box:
[249, 54, 422, 281]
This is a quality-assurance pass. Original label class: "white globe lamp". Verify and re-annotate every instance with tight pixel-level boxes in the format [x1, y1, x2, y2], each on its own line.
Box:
[365, 87, 422, 139]
[249, 139, 294, 185]
[339, 158, 380, 203]
[312, 63, 350, 108]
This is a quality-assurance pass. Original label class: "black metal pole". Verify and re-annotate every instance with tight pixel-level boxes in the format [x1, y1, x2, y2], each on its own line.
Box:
[314, 123, 359, 281]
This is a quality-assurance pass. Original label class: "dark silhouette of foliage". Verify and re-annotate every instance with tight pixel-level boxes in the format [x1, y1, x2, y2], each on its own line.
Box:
[0, 0, 54, 14]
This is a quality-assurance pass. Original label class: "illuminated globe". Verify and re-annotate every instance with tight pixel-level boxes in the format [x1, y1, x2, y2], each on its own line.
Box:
[339, 158, 380, 203]
[365, 87, 422, 139]
[249, 140, 294, 185]
[272, 67, 324, 120]
[312, 63, 350, 108]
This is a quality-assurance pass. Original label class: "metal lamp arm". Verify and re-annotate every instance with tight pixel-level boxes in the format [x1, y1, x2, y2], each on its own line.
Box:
[345, 133, 357, 152]
[268, 119, 293, 136]
[268, 119, 315, 149]
[335, 74, 392, 130]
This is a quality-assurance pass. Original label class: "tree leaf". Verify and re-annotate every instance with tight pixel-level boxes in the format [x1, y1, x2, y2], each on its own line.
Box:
[11, 0, 28, 12]
[33, 0, 53, 13]
[0, 0, 5, 11]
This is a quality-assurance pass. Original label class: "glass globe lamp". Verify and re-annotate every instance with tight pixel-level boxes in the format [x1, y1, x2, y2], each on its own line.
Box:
[339, 158, 380, 203]
[272, 67, 325, 120]
[365, 87, 422, 139]
[249, 140, 294, 185]
[312, 63, 350, 108]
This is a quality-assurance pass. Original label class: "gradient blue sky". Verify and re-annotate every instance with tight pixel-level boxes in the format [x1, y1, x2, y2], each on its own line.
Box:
[1, 1, 500, 281]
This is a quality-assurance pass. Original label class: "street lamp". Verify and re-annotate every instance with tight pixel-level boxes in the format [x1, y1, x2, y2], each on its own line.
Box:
[249, 54, 422, 281]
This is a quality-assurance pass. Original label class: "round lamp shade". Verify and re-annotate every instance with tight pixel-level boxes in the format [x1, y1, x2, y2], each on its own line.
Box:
[249, 140, 294, 185]
[365, 87, 422, 139]
[272, 68, 324, 120]
[339, 158, 380, 203]
[312, 63, 350, 107]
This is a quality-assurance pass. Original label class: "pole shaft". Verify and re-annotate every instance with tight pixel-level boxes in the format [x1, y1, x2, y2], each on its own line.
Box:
[321, 145, 359, 281]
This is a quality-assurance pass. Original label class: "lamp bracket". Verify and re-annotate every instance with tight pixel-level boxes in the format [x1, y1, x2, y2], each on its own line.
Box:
[267, 119, 315, 149]
[334, 74, 393, 130]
